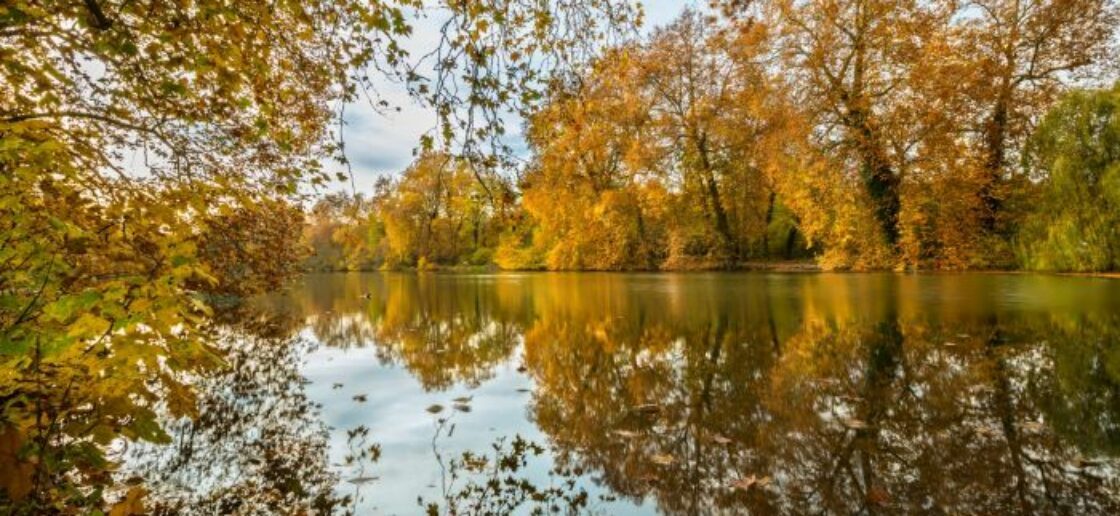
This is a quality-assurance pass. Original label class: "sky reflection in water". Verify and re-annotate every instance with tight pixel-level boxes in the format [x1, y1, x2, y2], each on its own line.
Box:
[130, 272, 1120, 514]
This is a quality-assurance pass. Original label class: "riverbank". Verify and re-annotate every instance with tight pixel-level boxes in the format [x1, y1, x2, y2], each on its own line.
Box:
[302, 261, 1120, 278]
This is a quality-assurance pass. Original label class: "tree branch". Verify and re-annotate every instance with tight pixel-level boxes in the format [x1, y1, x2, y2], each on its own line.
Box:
[83, 0, 114, 30]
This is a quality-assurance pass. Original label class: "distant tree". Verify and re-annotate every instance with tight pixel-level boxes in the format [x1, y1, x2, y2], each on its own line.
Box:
[513, 45, 667, 270]
[378, 152, 508, 268]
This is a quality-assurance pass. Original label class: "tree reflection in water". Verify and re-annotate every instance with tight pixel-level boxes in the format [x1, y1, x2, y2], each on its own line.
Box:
[124, 308, 348, 514]
[283, 273, 1120, 514]
[10, 274, 1114, 513]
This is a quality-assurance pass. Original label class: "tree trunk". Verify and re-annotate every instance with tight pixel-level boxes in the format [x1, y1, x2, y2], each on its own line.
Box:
[696, 134, 737, 260]
[784, 226, 799, 260]
[850, 104, 900, 246]
[763, 190, 776, 258]
[979, 97, 1009, 232]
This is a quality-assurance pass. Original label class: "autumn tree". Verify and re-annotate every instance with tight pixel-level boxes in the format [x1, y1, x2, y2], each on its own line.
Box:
[1, 0, 410, 507]
[378, 152, 510, 268]
[193, 198, 309, 299]
[504, 11, 806, 270]
[714, 0, 1118, 269]
[764, 0, 951, 267]
[637, 13, 805, 265]
[303, 192, 386, 271]
[957, 0, 1118, 240]
[504, 45, 669, 270]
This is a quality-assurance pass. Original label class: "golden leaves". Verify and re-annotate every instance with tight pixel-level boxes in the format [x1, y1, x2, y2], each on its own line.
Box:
[0, 426, 34, 503]
[108, 487, 147, 516]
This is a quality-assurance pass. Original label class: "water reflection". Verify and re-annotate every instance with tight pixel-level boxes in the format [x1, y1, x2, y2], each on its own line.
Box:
[124, 309, 347, 514]
[0, 273, 1072, 514]
[265, 272, 1120, 514]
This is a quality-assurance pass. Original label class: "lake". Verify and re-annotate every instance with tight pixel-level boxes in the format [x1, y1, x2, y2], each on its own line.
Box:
[125, 272, 1120, 514]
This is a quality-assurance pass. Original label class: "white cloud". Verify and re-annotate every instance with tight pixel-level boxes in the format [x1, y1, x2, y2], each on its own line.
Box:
[324, 1, 697, 195]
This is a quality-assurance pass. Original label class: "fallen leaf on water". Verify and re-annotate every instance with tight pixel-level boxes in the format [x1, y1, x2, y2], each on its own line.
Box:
[867, 485, 890, 505]
[710, 434, 733, 445]
[452, 396, 473, 404]
[347, 476, 380, 485]
[976, 424, 999, 437]
[332, 383, 344, 389]
[1075, 456, 1103, 468]
[516, 388, 531, 393]
[352, 394, 367, 403]
[426, 404, 444, 414]
[730, 474, 770, 491]
[516, 365, 528, 373]
[651, 454, 674, 466]
[452, 403, 471, 413]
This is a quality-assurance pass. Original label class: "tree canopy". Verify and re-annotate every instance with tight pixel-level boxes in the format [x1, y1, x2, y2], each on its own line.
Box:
[311, 2, 1119, 273]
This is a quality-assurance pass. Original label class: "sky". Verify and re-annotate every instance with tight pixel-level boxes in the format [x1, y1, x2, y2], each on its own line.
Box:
[325, 1, 698, 196]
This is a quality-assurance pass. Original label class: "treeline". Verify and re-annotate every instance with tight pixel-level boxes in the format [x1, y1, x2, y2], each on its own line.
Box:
[304, 152, 516, 271]
[309, 4, 1119, 272]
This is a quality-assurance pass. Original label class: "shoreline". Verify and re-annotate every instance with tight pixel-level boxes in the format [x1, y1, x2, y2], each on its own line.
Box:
[303, 262, 1120, 278]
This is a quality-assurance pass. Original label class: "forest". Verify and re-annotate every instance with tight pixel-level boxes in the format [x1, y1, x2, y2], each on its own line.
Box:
[305, 4, 1120, 273]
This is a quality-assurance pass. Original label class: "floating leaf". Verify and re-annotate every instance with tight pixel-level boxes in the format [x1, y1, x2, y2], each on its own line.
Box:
[613, 429, 641, 439]
[867, 485, 891, 505]
[710, 434, 733, 445]
[426, 404, 444, 414]
[730, 474, 771, 491]
[1075, 456, 1104, 468]
[651, 453, 674, 466]
[347, 475, 380, 485]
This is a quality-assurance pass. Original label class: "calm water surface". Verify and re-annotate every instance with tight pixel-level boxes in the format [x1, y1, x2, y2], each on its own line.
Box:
[129, 272, 1120, 514]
